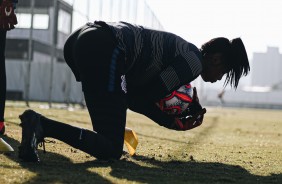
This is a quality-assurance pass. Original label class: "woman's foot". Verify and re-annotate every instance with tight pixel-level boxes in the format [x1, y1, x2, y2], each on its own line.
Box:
[18, 110, 44, 162]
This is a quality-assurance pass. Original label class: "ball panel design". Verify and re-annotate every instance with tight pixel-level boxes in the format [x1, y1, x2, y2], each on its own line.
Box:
[156, 84, 193, 115]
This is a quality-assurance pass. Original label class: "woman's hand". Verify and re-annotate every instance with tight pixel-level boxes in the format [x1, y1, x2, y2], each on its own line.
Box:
[172, 108, 206, 130]
[172, 87, 207, 130]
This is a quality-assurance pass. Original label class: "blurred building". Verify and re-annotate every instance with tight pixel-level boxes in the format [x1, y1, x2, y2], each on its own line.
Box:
[252, 47, 282, 88]
[6, 0, 73, 102]
[202, 47, 282, 109]
[5, 0, 163, 103]
[6, 0, 72, 63]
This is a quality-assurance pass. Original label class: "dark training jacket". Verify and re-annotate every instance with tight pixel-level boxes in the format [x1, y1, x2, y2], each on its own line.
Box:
[96, 21, 203, 101]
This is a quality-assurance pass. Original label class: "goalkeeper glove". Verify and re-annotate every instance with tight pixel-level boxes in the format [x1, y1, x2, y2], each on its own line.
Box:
[171, 87, 206, 130]
[171, 108, 206, 131]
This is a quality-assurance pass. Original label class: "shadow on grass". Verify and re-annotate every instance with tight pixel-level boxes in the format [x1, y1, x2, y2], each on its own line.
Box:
[108, 155, 282, 184]
[1, 136, 111, 184]
[2, 135, 282, 184]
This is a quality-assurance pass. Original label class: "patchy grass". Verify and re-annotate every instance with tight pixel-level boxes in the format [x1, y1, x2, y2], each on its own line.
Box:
[1, 101, 282, 183]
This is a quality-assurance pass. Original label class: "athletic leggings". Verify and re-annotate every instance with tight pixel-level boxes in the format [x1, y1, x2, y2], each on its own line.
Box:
[0, 30, 7, 122]
[41, 23, 127, 159]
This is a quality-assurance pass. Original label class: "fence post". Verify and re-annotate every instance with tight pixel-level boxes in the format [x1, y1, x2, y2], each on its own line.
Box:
[25, 0, 35, 107]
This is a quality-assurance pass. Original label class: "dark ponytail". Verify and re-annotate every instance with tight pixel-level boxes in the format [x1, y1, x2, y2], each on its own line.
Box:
[225, 38, 250, 89]
[201, 37, 250, 89]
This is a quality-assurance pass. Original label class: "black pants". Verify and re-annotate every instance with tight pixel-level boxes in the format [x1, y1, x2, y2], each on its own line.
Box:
[0, 30, 7, 122]
[42, 23, 127, 159]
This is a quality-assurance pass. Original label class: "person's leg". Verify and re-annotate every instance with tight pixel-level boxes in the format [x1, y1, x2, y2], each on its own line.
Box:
[73, 24, 127, 159]
[0, 30, 7, 134]
[47, 25, 127, 159]
[19, 24, 127, 161]
[39, 92, 127, 160]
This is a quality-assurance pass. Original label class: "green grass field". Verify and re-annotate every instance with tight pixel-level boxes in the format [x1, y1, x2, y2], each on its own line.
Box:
[1, 101, 282, 184]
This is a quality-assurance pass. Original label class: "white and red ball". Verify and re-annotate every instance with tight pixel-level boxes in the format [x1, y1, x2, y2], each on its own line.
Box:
[156, 84, 193, 115]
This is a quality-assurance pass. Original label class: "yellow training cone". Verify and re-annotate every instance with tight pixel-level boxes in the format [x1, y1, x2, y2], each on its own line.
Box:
[124, 127, 138, 156]
[0, 138, 14, 152]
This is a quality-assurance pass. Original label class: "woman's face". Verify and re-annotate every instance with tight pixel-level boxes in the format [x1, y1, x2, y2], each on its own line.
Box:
[201, 53, 228, 83]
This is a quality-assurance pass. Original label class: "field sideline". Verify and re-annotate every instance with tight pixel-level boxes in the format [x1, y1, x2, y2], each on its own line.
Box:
[0, 101, 282, 184]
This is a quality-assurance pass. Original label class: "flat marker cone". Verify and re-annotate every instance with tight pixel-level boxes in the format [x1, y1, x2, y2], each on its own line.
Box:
[0, 138, 14, 152]
[124, 127, 138, 156]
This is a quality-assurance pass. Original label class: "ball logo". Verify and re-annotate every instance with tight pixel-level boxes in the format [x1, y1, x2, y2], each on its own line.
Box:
[121, 75, 127, 94]
[156, 84, 193, 115]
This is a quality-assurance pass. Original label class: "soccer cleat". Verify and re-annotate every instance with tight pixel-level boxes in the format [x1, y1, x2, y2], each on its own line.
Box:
[0, 121, 5, 135]
[18, 109, 44, 162]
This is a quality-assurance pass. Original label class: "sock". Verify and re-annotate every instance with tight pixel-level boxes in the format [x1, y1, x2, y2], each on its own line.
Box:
[40, 116, 122, 159]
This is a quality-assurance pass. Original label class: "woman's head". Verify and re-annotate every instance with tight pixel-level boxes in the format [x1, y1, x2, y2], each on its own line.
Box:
[200, 37, 250, 89]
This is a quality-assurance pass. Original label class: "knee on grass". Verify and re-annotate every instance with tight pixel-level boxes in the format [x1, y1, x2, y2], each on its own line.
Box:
[94, 143, 124, 160]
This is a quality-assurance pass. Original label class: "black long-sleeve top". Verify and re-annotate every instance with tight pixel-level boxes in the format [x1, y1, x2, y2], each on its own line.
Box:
[97, 21, 203, 100]
[96, 21, 203, 129]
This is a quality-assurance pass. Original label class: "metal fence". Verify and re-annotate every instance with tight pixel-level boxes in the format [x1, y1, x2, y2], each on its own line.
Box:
[6, 0, 164, 105]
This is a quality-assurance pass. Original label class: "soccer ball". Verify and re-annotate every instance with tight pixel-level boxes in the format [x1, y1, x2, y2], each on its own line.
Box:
[156, 84, 193, 115]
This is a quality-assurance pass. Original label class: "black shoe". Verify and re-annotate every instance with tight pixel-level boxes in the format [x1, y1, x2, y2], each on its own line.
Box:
[18, 110, 44, 162]
[0, 121, 5, 135]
